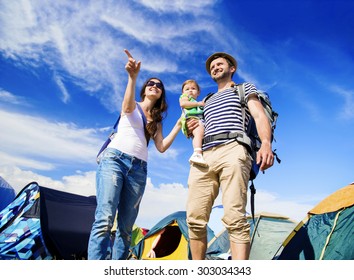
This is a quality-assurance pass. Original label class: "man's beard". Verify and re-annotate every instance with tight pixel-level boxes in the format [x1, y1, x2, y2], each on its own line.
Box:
[212, 70, 229, 82]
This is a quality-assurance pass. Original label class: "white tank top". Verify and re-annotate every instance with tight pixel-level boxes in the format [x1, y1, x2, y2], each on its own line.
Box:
[107, 105, 148, 161]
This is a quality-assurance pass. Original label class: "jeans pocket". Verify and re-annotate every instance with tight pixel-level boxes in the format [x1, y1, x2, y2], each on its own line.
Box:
[102, 149, 119, 161]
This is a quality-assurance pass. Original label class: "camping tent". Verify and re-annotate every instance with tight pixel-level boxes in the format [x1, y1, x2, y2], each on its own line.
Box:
[0, 181, 149, 260]
[129, 211, 215, 260]
[206, 212, 297, 260]
[274, 183, 354, 260]
[0, 181, 97, 259]
[248, 212, 297, 259]
[0, 182, 52, 259]
[39, 184, 97, 259]
[0, 176, 15, 212]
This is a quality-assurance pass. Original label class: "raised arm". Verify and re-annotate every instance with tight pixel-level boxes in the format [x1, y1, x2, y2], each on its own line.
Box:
[248, 95, 274, 171]
[122, 49, 141, 114]
[153, 117, 181, 153]
[179, 95, 204, 109]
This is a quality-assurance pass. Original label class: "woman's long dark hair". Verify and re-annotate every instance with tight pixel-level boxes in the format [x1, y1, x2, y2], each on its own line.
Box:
[140, 77, 168, 137]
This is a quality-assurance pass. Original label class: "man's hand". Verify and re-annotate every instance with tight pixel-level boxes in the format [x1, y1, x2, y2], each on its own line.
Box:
[257, 140, 274, 171]
[185, 118, 199, 138]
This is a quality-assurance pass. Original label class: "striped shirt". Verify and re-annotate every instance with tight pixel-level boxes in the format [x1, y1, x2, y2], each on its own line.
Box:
[202, 82, 258, 150]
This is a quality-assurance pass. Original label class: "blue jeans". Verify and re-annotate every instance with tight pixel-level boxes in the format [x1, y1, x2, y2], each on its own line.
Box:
[88, 148, 147, 260]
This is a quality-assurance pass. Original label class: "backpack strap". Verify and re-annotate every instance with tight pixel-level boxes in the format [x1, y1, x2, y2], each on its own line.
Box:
[249, 180, 256, 226]
[236, 83, 247, 132]
[105, 112, 120, 137]
[236, 83, 257, 224]
[202, 92, 213, 103]
[96, 114, 121, 162]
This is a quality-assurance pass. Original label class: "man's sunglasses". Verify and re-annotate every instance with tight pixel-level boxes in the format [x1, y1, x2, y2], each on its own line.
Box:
[146, 80, 163, 89]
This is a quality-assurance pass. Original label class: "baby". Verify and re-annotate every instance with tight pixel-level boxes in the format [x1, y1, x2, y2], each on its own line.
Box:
[179, 79, 207, 167]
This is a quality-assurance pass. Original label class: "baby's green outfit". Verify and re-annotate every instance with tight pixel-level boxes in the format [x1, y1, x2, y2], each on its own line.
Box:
[180, 93, 204, 137]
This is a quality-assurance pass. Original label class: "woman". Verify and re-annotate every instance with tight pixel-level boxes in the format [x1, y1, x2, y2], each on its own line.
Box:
[88, 49, 181, 260]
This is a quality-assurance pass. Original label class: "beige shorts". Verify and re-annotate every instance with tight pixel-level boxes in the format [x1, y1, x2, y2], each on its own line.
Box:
[186, 140, 252, 244]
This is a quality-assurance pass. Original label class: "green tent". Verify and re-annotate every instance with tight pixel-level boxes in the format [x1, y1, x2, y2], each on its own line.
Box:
[249, 212, 297, 259]
[206, 212, 297, 260]
[274, 183, 354, 260]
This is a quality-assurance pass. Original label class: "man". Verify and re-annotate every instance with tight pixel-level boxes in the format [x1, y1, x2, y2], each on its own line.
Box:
[186, 52, 274, 260]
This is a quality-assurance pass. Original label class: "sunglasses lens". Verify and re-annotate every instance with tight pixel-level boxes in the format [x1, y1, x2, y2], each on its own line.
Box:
[147, 81, 163, 89]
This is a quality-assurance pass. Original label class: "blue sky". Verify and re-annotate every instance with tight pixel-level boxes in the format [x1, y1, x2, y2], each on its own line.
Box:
[0, 0, 353, 230]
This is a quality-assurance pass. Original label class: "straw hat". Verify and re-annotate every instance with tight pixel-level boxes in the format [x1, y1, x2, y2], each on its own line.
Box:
[205, 52, 237, 74]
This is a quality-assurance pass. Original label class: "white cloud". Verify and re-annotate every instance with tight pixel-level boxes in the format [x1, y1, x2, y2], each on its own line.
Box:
[330, 85, 354, 120]
[0, 0, 224, 112]
[0, 88, 27, 105]
[0, 0, 40, 52]
[60, 171, 96, 196]
[0, 108, 101, 169]
[249, 190, 311, 222]
[0, 165, 95, 196]
[0, 165, 65, 194]
[149, 146, 179, 160]
[136, 0, 217, 13]
[0, 151, 55, 171]
[135, 178, 188, 228]
[53, 73, 70, 103]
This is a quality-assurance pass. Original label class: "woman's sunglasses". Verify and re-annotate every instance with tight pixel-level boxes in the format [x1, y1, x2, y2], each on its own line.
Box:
[146, 80, 163, 89]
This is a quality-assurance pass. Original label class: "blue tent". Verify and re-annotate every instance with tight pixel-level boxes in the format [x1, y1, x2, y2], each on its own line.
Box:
[0, 176, 15, 212]
[0, 182, 52, 259]
[0, 182, 97, 260]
